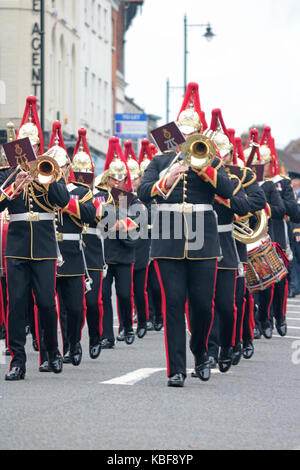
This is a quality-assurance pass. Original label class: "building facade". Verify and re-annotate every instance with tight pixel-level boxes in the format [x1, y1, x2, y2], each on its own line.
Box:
[0, 0, 145, 172]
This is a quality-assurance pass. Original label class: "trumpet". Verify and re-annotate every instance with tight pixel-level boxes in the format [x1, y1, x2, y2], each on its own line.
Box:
[159, 134, 216, 199]
[0, 154, 61, 200]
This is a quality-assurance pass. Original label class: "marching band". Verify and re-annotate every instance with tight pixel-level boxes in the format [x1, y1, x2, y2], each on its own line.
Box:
[0, 85, 297, 387]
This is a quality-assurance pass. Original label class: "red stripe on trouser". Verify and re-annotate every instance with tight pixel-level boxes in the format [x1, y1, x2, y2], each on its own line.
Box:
[81, 276, 87, 340]
[231, 271, 238, 347]
[55, 293, 65, 354]
[282, 277, 288, 319]
[185, 300, 191, 334]
[98, 272, 104, 336]
[248, 292, 255, 339]
[130, 264, 134, 326]
[116, 295, 120, 329]
[144, 264, 150, 322]
[153, 260, 170, 377]
[4, 259, 13, 366]
[0, 280, 4, 326]
[268, 285, 275, 320]
[239, 280, 247, 343]
[205, 259, 218, 350]
[32, 291, 42, 366]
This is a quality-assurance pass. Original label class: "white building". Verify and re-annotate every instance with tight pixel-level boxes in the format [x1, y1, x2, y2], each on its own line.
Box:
[0, 0, 120, 170]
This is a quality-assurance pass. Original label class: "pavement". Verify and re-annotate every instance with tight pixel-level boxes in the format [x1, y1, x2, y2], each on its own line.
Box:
[0, 296, 300, 451]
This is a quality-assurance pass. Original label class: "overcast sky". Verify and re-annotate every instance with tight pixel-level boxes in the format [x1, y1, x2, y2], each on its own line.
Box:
[124, 0, 300, 149]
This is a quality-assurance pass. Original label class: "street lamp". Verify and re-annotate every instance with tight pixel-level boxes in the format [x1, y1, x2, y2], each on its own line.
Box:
[184, 14, 215, 93]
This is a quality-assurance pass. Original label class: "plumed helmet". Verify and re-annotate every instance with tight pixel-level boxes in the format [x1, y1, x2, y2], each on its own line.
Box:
[176, 82, 206, 135]
[72, 129, 94, 173]
[17, 96, 43, 152]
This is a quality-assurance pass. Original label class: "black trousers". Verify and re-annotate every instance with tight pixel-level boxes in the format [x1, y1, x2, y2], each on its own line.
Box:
[102, 264, 133, 342]
[57, 275, 85, 354]
[272, 276, 288, 323]
[6, 258, 58, 371]
[235, 276, 246, 346]
[147, 261, 163, 323]
[133, 267, 149, 328]
[242, 289, 255, 342]
[154, 258, 217, 378]
[85, 270, 103, 345]
[208, 269, 237, 359]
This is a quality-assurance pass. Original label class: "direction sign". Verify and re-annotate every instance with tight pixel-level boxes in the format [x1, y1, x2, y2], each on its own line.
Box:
[115, 114, 148, 139]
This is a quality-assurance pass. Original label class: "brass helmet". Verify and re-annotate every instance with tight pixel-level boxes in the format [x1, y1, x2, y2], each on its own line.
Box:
[259, 144, 272, 164]
[127, 156, 140, 180]
[140, 158, 151, 174]
[72, 128, 94, 172]
[49, 144, 70, 168]
[108, 156, 128, 181]
[176, 108, 202, 135]
[48, 121, 71, 168]
[213, 130, 233, 158]
[18, 121, 40, 145]
[72, 144, 93, 171]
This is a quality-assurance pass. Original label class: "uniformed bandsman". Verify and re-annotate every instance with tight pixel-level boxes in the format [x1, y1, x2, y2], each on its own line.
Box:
[138, 83, 234, 387]
[48, 122, 96, 367]
[205, 110, 251, 373]
[100, 137, 140, 348]
[0, 100, 70, 381]
[232, 136, 267, 362]
[74, 129, 106, 360]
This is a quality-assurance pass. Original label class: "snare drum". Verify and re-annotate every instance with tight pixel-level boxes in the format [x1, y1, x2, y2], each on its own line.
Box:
[245, 235, 288, 293]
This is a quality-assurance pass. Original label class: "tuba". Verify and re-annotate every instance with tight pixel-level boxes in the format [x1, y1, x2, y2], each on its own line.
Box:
[233, 209, 269, 244]
[159, 134, 216, 199]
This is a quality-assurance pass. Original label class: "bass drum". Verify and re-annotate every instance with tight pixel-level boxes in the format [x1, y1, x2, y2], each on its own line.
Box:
[245, 235, 288, 293]
[0, 209, 9, 277]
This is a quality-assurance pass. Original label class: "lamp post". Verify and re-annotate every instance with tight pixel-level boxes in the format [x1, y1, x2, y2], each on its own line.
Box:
[166, 78, 185, 123]
[184, 14, 215, 93]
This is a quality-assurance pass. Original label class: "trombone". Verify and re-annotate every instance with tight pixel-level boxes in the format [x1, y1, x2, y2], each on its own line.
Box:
[0, 153, 60, 201]
[158, 134, 216, 199]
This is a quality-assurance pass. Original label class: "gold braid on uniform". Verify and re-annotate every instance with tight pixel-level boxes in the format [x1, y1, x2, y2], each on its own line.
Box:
[242, 168, 257, 188]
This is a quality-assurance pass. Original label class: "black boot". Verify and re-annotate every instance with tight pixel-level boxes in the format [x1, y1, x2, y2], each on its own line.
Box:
[48, 350, 63, 374]
[218, 347, 233, 373]
[193, 352, 211, 382]
[243, 340, 254, 359]
[70, 342, 82, 366]
[232, 343, 243, 366]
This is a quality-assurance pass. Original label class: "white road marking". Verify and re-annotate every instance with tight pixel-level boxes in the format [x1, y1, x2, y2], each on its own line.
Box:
[273, 334, 300, 340]
[287, 318, 300, 321]
[100, 368, 165, 385]
[100, 366, 224, 385]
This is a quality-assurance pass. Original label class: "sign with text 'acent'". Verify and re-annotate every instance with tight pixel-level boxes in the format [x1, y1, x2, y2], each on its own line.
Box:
[115, 114, 148, 140]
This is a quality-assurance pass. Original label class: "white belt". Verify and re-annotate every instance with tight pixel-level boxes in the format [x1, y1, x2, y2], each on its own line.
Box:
[218, 224, 233, 233]
[157, 203, 213, 213]
[57, 233, 82, 242]
[9, 212, 55, 223]
[85, 228, 98, 236]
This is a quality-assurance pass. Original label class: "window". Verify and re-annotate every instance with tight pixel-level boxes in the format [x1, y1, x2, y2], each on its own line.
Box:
[104, 8, 108, 40]
[84, 67, 89, 118]
[97, 4, 101, 35]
